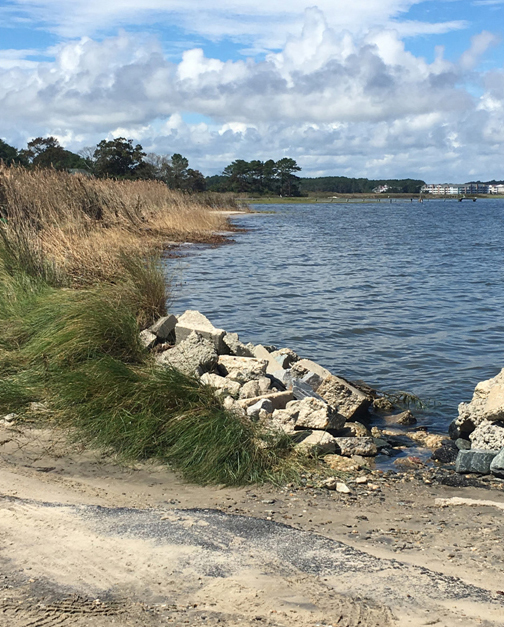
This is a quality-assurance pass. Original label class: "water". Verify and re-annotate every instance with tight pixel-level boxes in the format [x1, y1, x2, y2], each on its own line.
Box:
[167, 199, 503, 432]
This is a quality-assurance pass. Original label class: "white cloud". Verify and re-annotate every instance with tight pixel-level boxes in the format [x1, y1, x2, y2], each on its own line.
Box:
[0, 8, 502, 180]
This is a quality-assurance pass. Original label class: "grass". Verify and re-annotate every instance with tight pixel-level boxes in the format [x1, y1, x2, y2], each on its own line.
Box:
[0, 166, 304, 485]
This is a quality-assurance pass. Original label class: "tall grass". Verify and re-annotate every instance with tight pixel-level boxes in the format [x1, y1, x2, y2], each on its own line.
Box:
[0, 167, 301, 485]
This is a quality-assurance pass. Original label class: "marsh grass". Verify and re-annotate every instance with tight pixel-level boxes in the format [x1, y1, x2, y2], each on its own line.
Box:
[0, 171, 302, 485]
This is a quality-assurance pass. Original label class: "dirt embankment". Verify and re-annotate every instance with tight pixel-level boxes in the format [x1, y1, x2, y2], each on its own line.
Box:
[0, 423, 503, 627]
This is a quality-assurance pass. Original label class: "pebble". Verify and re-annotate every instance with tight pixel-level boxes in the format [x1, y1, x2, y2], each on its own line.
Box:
[336, 483, 351, 494]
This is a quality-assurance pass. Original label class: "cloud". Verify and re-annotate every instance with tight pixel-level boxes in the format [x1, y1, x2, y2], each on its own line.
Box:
[0, 8, 502, 180]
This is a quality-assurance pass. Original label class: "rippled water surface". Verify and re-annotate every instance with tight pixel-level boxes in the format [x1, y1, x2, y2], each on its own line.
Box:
[167, 199, 503, 432]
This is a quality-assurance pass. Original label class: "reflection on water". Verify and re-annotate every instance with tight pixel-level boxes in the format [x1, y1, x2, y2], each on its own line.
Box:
[167, 199, 504, 432]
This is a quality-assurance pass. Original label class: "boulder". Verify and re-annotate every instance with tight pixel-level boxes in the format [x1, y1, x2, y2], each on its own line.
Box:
[217, 355, 268, 384]
[156, 331, 217, 376]
[384, 410, 417, 426]
[291, 359, 332, 380]
[293, 430, 337, 455]
[239, 377, 271, 399]
[449, 369, 504, 439]
[271, 368, 293, 389]
[334, 436, 377, 457]
[323, 454, 361, 472]
[372, 397, 395, 412]
[455, 438, 471, 450]
[139, 329, 157, 349]
[222, 396, 246, 417]
[432, 440, 459, 463]
[316, 375, 371, 421]
[238, 391, 294, 411]
[223, 332, 254, 357]
[148, 314, 177, 341]
[291, 378, 326, 401]
[200, 372, 241, 397]
[408, 431, 445, 450]
[301, 371, 324, 392]
[247, 398, 274, 420]
[289, 397, 345, 431]
[490, 448, 504, 478]
[469, 420, 504, 451]
[455, 449, 500, 475]
[175, 310, 226, 353]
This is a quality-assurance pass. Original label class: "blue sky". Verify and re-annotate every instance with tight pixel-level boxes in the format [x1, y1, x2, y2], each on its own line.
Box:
[0, 0, 502, 180]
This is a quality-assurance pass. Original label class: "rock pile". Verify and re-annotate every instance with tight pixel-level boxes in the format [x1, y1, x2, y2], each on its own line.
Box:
[143, 310, 467, 471]
[448, 370, 504, 478]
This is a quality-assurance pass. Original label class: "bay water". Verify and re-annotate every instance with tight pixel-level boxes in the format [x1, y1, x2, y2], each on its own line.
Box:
[167, 199, 503, 433]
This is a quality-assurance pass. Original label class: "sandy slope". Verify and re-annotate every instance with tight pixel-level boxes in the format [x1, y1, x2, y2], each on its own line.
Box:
[0, 423, 503, 627]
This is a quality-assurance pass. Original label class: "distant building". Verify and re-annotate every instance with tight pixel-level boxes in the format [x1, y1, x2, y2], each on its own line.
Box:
[421, 182, 503, 195]
[372, 184, 390, 193]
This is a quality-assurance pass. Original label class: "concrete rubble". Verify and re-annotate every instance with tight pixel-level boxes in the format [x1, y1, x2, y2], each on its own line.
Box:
[144, 310, 504, 479]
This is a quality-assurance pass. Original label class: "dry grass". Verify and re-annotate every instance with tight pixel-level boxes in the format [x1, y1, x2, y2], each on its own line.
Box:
[0, 165, 236, 285]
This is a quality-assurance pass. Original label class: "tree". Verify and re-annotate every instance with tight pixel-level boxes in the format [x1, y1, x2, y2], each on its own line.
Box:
[0, 139, 26, 166]
[21, 136, 89, 171]
[275, 157, 301, 196]
[93, 138, 147, 179]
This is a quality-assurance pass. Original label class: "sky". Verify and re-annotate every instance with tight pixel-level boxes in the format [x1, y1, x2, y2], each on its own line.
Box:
[0, 0, 503, 181]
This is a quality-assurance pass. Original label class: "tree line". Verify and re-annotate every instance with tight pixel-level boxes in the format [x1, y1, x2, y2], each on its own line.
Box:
[299, 176, 425, 194]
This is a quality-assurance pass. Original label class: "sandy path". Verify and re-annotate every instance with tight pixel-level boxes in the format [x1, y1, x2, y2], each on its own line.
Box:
[0, 423, 503, 627]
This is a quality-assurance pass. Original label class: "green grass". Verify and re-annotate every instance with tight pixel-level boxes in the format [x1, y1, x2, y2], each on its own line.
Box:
[0, 251, 302, 485]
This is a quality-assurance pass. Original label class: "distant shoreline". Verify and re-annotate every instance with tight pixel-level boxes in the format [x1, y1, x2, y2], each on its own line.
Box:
[244, 194, 504, 204]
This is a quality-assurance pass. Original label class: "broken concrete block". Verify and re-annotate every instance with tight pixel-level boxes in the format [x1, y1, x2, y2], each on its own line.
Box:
[317, 375, 371, 421]
[238, 391, 294, 411]
[139, 329, 157, 349]
[301, 371, 324, 392]
[269, 408, 297, 434]
[175, 310, 226, 353]
[291, 378, 326, 401]
[291, 397, 345, 431]
[148, 314, 177, 341]
[239, 377, 271, 399]
[217, 355, 268, 384]
[334, 436, 378, 457]
[270, 348, 300, 368]
[291, 359, 332, 380]
[223, 395, 246, 417]
[293, 430, 337, 454]
[156, 331, 217, 376]
[253, 344, 283, 375]
[247, 398, 274, 420]
[200, 372, 241, 397]
[223, 332, 254, 357]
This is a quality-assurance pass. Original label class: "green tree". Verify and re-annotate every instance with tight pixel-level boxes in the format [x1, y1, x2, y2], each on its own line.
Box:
[0, 139, 26, 166]
[22, 136, 89, 171]
[93, 138, 147, 179]
[275, 158, 301, 196]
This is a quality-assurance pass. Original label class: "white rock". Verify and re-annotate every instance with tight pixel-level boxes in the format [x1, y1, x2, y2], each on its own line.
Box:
[223, 396, 246, 417]
[175, 310, 226, 353]
[239, 377, 271, 399]
[217, 355, 268, 383]
[139, 329, 157, 349]
[336, 483, 351, 493]
[316, 375, 371, 421]
[470, 420, 504, 451]
[294, 430, 337, 454]
[156, 331, 217, 376]
[247, 399, 274, 420]
[291, 397, 345, 431]
[200, 373, 241, 397]
[148, 314, 177, 341]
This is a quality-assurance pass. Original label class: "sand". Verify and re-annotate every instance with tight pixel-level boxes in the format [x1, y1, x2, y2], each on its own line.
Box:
[0, 422, 503, 627]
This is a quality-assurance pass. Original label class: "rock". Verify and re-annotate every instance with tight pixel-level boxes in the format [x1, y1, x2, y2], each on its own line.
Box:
[455, 449, 500, 475]
[323, 454, 361, 472]
[384, 410, 417, 426]
[269, 409, 297, 434]
[270, 348, 299, 367]
[3, 413, 18, 423]
[291, 359, 332, 380]
[469, 420, 504, 451]
[355, 476, 368, 484]
[394, 456, 425, 469]
[223, 332, 254, 357]
[252, 345, 283, 375]
[200, 373, 241, 397]
[335, 437, 377, 457]
[238, 391, 294, 411]
[239, 377, 271, 399]
[156, 331, 218, 376]
[408, 431, 445, 450]
[291, 378, 326, 401]
[432, 440, 459, 463]
[339, 422, 371, 438]
[139, 329, 157, 349]
[490, 448, 504, 478]
[301, 371, 324, 392]
[148, 314, 177, 341]
[247, 399, 274, 420]
[336, 482, 351, 493]
[322, 477, 337, 490]
[294, 430, 337, 455]
[289, 397, 345, 431]
[372, 437, 389, 449]
[449, 369, 504, 439]
[271, 369, 293, 389]
[373, 397, 395, 412]
[175, 310, 226, 353]
[223, 396, 246, 417]
[316, 375, 371, 421]
[455, 438, 471, 450]
[217, 355, 268, 383]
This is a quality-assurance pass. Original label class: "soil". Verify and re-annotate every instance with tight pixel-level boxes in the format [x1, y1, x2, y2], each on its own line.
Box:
[0, 421, 503, 627]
